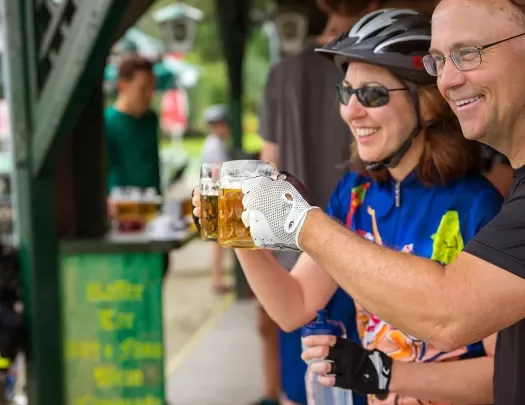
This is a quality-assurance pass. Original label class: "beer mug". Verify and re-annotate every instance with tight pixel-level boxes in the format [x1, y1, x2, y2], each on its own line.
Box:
[218, 160, 277, 248]
[200, 163, 221, 241]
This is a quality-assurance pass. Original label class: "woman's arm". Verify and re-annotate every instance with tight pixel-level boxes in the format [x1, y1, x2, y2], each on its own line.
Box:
[236, 249, 339, 331]
[192, 186, 339, 332]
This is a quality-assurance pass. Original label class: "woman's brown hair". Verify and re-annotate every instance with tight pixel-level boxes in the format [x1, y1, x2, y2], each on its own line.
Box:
[350, 85, 483, 186]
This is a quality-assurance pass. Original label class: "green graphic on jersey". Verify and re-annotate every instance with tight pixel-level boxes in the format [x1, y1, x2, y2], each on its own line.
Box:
[430, 210, 464, 265]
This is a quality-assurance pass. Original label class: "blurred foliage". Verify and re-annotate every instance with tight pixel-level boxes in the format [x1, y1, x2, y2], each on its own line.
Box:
[135, 0, 275, 130]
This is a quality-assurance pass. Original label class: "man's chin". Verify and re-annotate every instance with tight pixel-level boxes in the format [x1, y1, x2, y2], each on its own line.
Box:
[460, 122, 485, 142]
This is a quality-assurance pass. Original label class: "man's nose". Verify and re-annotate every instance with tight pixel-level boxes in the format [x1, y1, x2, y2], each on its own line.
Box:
[437, 59, 467, 98]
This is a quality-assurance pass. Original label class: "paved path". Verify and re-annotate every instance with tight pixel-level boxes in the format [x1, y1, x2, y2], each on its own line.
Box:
[166, 299, 263, 405]
[163, 239, 263, 404]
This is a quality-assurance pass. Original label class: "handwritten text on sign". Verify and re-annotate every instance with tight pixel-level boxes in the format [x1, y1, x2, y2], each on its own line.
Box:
[61, 253, 164, 405]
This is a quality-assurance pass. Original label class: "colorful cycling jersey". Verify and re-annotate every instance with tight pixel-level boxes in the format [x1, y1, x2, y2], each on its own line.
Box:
[323, 169, 503, 405]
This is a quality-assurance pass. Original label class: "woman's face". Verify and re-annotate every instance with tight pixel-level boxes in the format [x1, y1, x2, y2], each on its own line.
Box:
[340, 62, 418, 164]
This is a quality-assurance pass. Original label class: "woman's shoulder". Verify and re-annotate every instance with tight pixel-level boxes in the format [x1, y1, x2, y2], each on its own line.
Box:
[448, 172, 503, 215]
[334, 170, 374, 191]
[326, 170, 376, 217]
[452, 172, 502, 197]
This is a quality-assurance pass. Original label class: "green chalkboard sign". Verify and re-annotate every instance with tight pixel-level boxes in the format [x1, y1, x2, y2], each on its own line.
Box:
[60, 252, 164, 405]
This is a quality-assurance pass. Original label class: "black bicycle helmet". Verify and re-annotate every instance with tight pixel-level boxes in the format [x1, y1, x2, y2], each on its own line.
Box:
[317, 8, 434, 84]
[315, 9, 434, 171]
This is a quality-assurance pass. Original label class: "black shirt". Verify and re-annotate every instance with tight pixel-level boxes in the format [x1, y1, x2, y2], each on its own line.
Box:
[464, 165, 525, 405]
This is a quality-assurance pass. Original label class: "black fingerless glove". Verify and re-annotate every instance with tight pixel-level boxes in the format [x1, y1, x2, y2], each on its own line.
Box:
[326, 337, 393, 399]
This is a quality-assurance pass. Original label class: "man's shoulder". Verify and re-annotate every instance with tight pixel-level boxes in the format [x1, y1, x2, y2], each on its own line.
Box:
[444, 174, 503, 216]
[453, 173, 502, 198]
[145, 109, 159, 122]
[104, 106, 121, 136]
[510, 166, 525, 195]
[104, 105, 118, 120]
[104, 106, 129, 127]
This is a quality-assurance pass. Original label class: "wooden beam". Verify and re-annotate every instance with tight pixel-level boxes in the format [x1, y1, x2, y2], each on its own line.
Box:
[31, 0, 128, 177]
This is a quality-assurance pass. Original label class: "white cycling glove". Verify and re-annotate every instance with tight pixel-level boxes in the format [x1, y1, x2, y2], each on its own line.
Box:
[241, 174, 320, 251]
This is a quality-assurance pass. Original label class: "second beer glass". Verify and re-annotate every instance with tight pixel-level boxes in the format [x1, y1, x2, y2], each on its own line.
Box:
[200, 163, 221, 241]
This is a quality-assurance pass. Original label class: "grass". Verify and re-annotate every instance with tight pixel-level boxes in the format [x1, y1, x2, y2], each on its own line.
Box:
[160, 131, 264, 181]
[161, 132, 263, 158]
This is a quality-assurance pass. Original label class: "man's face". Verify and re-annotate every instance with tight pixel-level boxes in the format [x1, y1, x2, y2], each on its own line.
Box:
[118, 70, 156, 114]
[431, 0, 525, 160]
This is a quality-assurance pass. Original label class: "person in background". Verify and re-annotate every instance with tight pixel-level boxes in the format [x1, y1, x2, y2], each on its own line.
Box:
[256, 1, 383, 404]
[201, 104, 233, 294]
[105, 54, 172, 277]
[106, 54, 161, 195]
[202, 105, 231, 165]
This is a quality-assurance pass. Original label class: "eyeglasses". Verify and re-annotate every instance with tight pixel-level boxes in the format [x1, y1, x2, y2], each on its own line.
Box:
[423, 32, 525, 76]
[335, 84, 408, 107]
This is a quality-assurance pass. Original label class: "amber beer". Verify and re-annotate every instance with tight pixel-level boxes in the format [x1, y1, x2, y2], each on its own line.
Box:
[200, 163, 221, 241]
[218, 188, 254, 248]
[200, 189, 219, 241]
[218, 160, 277, 248]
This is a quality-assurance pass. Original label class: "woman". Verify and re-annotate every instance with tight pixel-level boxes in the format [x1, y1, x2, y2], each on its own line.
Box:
[193, 9, 502, 405]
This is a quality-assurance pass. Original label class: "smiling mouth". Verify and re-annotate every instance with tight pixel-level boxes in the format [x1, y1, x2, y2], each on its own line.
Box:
[354, 128, 380, 138]
[454, 95, 484, 108]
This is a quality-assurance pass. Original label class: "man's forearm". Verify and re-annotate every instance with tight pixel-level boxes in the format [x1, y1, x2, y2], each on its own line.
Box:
[299, 210, 454, 348]
[389, 357, 493, 404]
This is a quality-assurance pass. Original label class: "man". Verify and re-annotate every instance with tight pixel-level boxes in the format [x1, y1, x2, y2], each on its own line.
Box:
[201, 104, 232, 294]
[106, 54, 160, 195]
[257, 1, 383, 404]
[241, 1, 525, 404]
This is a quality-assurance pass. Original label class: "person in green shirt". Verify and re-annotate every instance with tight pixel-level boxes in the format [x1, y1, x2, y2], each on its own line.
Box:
[106, 54, 161, 194]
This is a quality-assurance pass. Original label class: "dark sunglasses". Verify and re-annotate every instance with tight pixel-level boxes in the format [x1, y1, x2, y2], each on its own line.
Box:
[335, 84, 409, 107]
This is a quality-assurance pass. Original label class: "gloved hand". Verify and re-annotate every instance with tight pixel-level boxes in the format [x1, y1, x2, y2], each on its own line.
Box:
[301, 335, 393, 398]
[241, 172, 320, 251]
